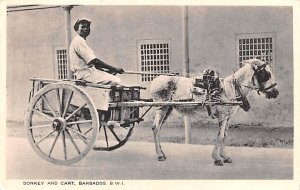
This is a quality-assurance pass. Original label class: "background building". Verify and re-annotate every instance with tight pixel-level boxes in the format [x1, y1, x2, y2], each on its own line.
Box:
[6, 5, 293, 128]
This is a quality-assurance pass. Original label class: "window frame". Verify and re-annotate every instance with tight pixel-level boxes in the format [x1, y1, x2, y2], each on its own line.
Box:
[137, 39, 171, 83]
[235, 32, 275, 70]
[53, 45, 68, 80]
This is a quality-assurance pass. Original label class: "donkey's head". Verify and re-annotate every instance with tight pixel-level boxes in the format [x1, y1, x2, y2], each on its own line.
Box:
[244, 59, 279, 99]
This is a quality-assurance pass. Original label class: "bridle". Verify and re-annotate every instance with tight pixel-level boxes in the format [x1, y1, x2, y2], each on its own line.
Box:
[230, 63, 277, 111]
[251, 63, 277, 95]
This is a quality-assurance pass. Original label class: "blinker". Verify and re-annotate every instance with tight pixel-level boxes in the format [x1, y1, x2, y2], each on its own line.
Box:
[256, 69, 271, 83]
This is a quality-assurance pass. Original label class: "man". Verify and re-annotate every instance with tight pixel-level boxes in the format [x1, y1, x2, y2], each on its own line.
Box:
[69, 18, 124, 85]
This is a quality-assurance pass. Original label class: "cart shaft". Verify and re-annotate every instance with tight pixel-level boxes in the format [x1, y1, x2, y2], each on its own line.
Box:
[109, 101, 243, 108]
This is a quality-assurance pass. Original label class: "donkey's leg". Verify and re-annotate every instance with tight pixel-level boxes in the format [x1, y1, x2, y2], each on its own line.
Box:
[152, 106, 171, 161]
[219, 119, 232, 163]
[212, 114, 229, 166]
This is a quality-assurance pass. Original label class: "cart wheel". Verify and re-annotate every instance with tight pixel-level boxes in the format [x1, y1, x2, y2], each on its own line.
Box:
[24, 82, 99, 165]
[93, 123, 134, 151]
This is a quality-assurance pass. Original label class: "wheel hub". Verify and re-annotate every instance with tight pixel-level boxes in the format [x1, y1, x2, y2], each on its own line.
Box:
[52, 118, 67, 132]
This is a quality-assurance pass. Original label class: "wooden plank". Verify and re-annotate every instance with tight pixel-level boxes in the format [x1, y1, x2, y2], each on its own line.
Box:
[109, 101, 243, 108]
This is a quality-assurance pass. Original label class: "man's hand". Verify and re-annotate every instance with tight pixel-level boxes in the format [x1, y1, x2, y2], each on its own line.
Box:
[90, 58, 124, 74]
[115, 67, 124, 74]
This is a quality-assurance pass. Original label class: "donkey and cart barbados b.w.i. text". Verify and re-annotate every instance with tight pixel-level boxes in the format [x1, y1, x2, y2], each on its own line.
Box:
[24, 59, 279, 166]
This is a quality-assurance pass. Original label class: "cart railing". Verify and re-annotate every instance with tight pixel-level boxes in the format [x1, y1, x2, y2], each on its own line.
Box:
[29, 77, 146, 90]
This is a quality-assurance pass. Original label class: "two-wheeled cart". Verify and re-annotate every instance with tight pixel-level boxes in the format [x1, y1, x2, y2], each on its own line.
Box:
[25, 77, 242, 165]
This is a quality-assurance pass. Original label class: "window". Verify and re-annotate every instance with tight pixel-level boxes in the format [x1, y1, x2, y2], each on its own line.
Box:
[137, 39, 171, 82]
[53, 46, 68, 79]
[236, 33, 275, 68]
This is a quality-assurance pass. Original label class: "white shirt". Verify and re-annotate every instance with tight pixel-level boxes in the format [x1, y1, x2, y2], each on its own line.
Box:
[69, 35, 97, 79]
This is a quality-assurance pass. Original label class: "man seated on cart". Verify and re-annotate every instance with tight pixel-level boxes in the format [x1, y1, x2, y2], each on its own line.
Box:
[69, 18, 126, 121]
[69, 18, 124, 85]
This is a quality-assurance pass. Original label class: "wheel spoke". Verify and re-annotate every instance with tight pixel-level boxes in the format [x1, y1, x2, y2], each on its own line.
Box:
[65, 129, 81, 154]
[108, 126, 121, 142]
[36, 130, 56, 145]
[77, 134, 88, 145]
[67, 127, 91, 141]
[33, 109, 54, 121]
[72, 125, 88, 145]
[62, 91, 74, 118]
[49, 132, 61, 157]
[76, 124, 82, 133]
[103, 126, 109, 147]
[75, 124, 88, 144]
[84, 127, 93, 135]
[73, 123, 93, 136]
[67, 120, 92, 125]
[62, 131, 67, 160]
[29, 123, 52, 129]
[56, 88, 62, 116]
[41, 95, 58, 117]
[65, 103, 87, 121]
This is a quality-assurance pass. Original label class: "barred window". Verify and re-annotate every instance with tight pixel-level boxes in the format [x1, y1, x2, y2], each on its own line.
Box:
[236, 33, 275, 68]
[137, 39, 171, 82]
[53, 46, 68, 79]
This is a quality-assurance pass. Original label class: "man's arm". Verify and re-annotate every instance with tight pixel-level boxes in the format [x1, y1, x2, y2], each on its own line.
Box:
[89, 58, 124, 74]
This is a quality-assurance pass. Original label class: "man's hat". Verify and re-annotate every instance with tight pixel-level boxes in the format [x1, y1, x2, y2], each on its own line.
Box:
[74, 18, 91, 31]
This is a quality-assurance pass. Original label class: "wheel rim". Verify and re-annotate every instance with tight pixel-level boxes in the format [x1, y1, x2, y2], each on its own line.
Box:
[24, 82, 99, 165]
[93, 123, 134, 151]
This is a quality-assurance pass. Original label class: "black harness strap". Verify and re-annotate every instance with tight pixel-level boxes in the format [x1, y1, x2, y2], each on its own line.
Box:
[233, 78, 251, 112]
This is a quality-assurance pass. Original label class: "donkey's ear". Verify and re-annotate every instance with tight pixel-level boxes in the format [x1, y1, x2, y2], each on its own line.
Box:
[251, 59, 265, 70]
[253, 63, 267, 72]
[257, 63, 267, 70]
[241, 59, 251, 66]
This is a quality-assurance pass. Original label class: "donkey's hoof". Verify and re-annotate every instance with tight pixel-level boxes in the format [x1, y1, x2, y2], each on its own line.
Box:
[157, 156, 166, 161]
[223, 157, 232, 163]
[214, 160, 224, 166]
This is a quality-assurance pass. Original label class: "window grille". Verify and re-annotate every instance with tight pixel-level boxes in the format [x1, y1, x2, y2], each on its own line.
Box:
[53, 46, 69, 79]
[137, 39, 171, 82]
[236, 33, 275, 68]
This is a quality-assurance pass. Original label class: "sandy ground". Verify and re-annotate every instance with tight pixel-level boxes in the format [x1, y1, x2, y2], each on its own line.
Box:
[3, 121, 293, 183]
[5, 137, 293, 180]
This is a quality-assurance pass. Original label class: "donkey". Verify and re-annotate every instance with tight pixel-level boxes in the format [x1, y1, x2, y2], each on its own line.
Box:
[150, 59, 279, 166]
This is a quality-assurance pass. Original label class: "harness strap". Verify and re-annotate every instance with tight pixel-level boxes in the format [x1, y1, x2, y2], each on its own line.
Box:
[233, 78, 251, 112]
[264, 83, 277, 91]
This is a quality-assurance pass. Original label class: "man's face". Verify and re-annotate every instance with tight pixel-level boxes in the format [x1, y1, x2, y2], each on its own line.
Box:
[77, 22, 90, 38]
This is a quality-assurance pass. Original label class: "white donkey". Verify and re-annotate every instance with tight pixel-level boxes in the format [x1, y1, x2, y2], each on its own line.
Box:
[150, 59, 279, 166]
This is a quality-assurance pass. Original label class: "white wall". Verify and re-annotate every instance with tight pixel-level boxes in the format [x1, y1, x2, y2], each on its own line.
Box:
[7, 6, 293, 128]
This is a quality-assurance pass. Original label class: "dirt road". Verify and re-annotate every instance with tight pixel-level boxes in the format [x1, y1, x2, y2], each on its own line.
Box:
[5, 137, 292, 180]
